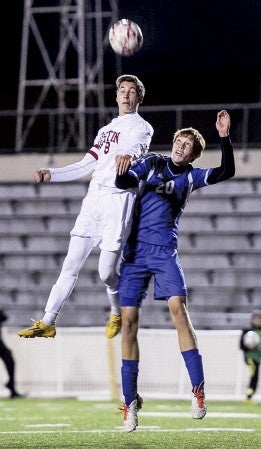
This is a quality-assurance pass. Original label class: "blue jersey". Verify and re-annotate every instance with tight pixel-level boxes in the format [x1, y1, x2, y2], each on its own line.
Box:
[128, 154, 211, 248]
[116, 136, 235, 250]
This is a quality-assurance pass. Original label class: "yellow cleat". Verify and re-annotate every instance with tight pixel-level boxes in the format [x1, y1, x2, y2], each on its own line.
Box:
[243, 398, 254, 405]
[17, 319, 56, 338]
[105, 314, 122, 338]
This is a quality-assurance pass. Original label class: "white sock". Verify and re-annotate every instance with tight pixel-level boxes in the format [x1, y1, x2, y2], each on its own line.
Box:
[106, 287, 121, 315]
[42, 312, 58, 326]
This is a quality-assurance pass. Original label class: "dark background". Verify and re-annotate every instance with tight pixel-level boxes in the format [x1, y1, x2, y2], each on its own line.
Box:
[119, 0, 261, 105]
[1, 0, 261, 109]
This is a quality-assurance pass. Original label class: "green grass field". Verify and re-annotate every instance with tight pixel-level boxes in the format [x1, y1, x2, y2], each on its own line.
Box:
[0, 397, 260, 449]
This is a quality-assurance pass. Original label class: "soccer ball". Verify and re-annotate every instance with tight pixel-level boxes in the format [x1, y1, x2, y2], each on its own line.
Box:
[243, 330, 261, 350]
[109, 19, 143, 56]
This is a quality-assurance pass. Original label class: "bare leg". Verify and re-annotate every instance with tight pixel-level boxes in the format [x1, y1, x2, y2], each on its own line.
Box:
[121, 306, 140, 360]
[168, 296, 197, 351]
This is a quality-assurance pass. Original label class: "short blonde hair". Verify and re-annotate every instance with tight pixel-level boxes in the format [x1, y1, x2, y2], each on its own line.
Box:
[116, 74, 145, 101]
[173, 127, 206, 161]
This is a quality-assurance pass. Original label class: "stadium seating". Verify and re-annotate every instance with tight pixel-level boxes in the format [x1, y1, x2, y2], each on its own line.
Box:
[0, 178, 260, 330]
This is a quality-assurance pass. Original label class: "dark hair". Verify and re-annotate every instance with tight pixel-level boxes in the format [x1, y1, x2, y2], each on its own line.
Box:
[116, 74, 145, 101]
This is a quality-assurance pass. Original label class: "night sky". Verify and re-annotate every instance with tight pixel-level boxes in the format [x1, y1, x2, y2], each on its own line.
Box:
[119, 0, 261, 105]
[1, 0, 261, 109]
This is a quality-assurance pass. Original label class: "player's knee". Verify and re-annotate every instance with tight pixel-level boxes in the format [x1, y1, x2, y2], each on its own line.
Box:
[62, 256, 83, 276]
[122, 315, 139, 339]
[99, 266, 118, 286]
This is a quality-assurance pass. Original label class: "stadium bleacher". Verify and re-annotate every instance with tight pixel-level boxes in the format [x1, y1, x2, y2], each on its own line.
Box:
[0, 178, 260, 330]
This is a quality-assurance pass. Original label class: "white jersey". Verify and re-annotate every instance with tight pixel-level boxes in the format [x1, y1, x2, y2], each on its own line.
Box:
[49, 112, 153, 193]
[90, 112, 153, 192]
[48, 112, 154, 250]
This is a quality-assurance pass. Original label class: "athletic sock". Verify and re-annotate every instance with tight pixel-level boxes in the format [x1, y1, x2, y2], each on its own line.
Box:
[106, 286, 121, 315]
[42, 312, 58, 325]
[181, 348, 204, 391]
[121, 359, 139, 406]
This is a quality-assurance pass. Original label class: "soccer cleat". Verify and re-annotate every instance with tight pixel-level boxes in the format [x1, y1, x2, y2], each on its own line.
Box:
[17, 319, 56, 338]
[10, 391, 26, 399]
[105, 314, 122, 338]
[191, 385, 207, 419]
[118, 395, 143, 432]
[244, 398, 254, 405]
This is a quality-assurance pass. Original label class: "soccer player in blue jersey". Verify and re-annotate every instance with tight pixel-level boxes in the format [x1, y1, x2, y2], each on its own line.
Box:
[115, 110, 235, 432]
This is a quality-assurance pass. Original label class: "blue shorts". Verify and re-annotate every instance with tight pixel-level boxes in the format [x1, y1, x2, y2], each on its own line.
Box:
[119, 241, 187, 307]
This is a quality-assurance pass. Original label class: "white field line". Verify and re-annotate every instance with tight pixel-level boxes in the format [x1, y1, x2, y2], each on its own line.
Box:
[0, 428, 257, 434]
[0, 411, 259, 434]
[140, 412, 261, 418]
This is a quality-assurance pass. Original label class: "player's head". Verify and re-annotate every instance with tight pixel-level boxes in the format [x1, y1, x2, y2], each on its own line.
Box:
[173, 127, 206, 162]
[251, 309, 261, 328]
[116, 74, 145, 103]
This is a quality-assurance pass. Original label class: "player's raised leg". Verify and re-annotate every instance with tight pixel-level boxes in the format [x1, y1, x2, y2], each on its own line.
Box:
[17, 235, 94, 338]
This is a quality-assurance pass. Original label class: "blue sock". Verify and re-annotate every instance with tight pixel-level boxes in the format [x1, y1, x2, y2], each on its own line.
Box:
[181, 349, 204, 392]
[121, 359, 139, 406]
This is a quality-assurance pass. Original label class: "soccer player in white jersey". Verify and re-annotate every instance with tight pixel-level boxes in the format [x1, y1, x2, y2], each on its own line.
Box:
[115, 110, 235, 431]
[17, 74, 154, 339]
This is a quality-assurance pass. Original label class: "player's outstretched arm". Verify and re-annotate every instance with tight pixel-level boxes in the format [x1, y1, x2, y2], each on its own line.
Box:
[207, 110, 235, 184]
[216, 109, 230, 137]
[33, 169, 51, 183]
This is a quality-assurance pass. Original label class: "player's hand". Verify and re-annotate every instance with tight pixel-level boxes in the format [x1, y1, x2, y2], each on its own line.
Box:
[216, 110, 230, 137]
[33, 169, 51, 183]
[115, 155, 132, 175]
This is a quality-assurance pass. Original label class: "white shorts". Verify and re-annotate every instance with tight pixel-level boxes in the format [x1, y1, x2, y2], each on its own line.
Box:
[70, 189, 136, 251]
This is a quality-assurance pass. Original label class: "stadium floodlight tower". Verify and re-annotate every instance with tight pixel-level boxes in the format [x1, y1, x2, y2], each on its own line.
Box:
[15, 0, 120, 155]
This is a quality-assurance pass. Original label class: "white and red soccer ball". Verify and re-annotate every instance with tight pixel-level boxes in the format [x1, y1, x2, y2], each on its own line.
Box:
[109, 19, 143, 57]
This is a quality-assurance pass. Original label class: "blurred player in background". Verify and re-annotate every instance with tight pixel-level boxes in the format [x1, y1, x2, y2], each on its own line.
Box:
[17, 74, 153, 340]
[240, 309, 261, 403]
[115, 110, 235, 431]
[0, 308, 24, 398]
